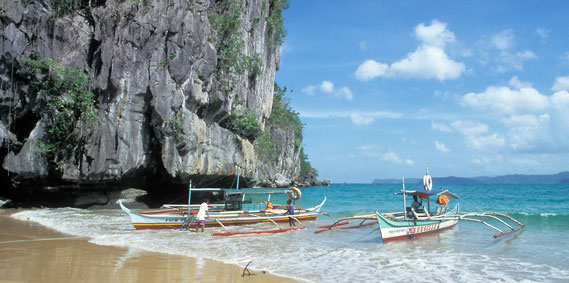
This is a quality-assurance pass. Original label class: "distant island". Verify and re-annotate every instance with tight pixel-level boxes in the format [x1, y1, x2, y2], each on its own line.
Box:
[372, 171, 569, 185]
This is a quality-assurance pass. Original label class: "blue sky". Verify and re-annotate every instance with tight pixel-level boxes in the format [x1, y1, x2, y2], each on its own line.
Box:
[274, 0, 569, 183]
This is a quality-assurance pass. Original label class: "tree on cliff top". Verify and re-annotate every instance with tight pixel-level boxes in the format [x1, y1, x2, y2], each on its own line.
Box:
[254, 83, 317, 178]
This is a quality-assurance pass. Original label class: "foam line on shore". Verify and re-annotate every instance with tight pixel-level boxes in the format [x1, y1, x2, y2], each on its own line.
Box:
[0, 236, 88, 244]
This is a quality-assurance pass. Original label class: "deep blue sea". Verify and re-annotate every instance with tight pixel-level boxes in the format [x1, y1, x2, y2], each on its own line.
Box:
[12, 183, 569, 282]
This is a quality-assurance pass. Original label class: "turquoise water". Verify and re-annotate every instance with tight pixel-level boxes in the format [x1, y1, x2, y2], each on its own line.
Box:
[12, 184, 569, 282]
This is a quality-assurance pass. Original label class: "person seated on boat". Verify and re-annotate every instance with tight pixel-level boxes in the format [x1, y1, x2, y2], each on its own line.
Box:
[195, 200, 210, 232]
[283, 199, 295, 227]
[411, 195, 423, 212]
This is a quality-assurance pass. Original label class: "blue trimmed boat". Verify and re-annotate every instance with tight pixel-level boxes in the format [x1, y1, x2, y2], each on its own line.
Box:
[316, 172, 524, 242]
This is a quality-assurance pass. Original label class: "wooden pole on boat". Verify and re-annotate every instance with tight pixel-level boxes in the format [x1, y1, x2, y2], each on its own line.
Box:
[249, 213, 281, 228]
[236, 165, 240, 190]
[187, 180, 192, 216]
[215, 218, 230, 233]
[402, 177, 407, 220]
[290, 216, 305, 227]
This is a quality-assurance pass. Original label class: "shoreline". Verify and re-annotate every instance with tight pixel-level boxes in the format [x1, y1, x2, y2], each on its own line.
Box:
[0, 209, 295, 283]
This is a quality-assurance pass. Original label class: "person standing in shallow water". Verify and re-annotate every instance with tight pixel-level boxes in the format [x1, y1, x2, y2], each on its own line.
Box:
[195, 200, 210, 232]
[284, 199, 295, 226]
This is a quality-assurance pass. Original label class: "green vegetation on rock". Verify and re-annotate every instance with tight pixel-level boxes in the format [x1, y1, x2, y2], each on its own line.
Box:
[268, 83, 302, 138]
[254, 83, 317, 179]
[20, 51, 96, 167]
[208, 0, 280, 86]
[230, 109, 262, 141]
[266, 0, 290, 51]
[254, 130, 279, 161]
[167, 113, 186, 139]
[300, 147, 318, 179]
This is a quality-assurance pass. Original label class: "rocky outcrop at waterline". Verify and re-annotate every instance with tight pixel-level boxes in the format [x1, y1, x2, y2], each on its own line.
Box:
[0, 0, 322, 207]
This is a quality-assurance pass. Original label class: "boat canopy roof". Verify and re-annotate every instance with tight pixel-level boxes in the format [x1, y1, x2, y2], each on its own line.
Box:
[395, 189, 460, 199]
[226, 190, 291, 196]
[190, 188, 291, 195]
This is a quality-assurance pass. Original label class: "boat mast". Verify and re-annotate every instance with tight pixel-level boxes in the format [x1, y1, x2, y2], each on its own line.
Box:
[402, 177, 407, 220]
[188, 180, 192, 215]
[236, 165, 240, 191]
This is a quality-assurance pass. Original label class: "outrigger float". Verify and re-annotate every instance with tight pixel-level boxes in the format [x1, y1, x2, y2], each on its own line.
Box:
[120, 168, 329, 234]
[316, 171, 525, 242]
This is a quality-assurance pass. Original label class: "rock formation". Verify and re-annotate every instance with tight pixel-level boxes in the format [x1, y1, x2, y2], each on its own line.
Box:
[0, 0, 320, 206]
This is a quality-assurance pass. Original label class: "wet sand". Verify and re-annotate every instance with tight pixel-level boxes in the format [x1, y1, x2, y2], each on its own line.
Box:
[0, 210, 295, 283]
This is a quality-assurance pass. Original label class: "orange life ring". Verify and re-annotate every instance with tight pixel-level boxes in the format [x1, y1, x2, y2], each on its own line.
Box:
[436, 195, 449, 205]
[287, 187, 301, 200]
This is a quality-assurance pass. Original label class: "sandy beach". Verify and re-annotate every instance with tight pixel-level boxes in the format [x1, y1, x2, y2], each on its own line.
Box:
[0, 209, 294, 283]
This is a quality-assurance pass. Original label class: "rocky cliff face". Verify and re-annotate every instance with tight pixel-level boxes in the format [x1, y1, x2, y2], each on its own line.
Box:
[0, 0, 314, 205]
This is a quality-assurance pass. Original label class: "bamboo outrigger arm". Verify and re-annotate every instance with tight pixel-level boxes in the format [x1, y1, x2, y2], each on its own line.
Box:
[314, 215, 377, 234]
[318, 212, 338, 223]
[289, 216, 305, 227]
[456, 212, 525, 238]
[215, 218, 229, 233]
[248, 213, 281, 228]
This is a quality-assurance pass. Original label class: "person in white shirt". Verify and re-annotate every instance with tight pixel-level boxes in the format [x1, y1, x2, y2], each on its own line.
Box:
[195, 200, 210, 232]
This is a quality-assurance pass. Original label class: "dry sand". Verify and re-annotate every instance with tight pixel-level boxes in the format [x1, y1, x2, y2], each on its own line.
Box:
[0, 210, 295, 283]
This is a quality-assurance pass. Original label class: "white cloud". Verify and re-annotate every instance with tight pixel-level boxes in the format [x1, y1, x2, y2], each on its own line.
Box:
[460, 84, 569, 153]
[462, 86, 549, 115]
[338, 86, 354, 101]
[302, 81, 354, 101]
[415, 20, 455, 48]
[492, 29, 514, 50]
[359, 41, 368, 50]
[434, 141, 450, 152]
[451, 120, 488, 136]
[467, 133, 506, 151]
[551, 75, 569, 92]
[382, 152, 401, 163]
[509, 76, 532, 89]
[495, 50, 537, 73]
[450, 120, 504, 151]
[350, 113, 374, 125]
[354, 20, 465, 82]
[536, 28, 549, 42]
[390, 45, 465, 80]
[354, 60, 388, 81]
[300, 110, 402, 127]
[503, 114, 551, 151]
[431, 121, 452, 132]
[560, 52, 569, 66]
[357, 145, 413, 165]
[480, 30, 537, 73]
[301, 85, 316, 95]
[551, 90, 569, 106]
[320, 81, 334, 93]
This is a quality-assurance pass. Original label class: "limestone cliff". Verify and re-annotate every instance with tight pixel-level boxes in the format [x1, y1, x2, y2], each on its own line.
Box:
[0, 0, 319, 205]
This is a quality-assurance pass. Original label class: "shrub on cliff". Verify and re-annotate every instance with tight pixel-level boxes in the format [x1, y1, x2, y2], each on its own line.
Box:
[300, 148, 318, 179]
[267, 0, 290, 51]
[268, 83, 302, 138]
[20, 51, 96, 168]
[230, 109, 261, 141]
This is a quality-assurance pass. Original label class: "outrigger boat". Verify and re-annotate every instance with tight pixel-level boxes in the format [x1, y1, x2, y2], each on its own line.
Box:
[316, 171, 525, 242]
[120, 170, 327, 232]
